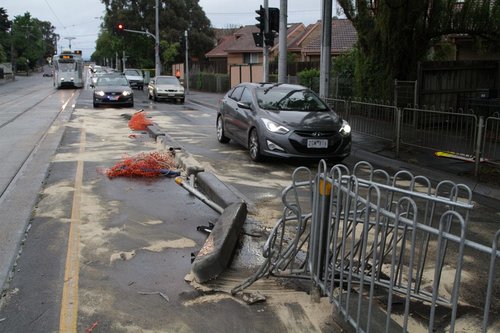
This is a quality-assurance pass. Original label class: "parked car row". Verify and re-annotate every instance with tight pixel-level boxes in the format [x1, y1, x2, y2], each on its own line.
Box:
[89, 70, 185, 108]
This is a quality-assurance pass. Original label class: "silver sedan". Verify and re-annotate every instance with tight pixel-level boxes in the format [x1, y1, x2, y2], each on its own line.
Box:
[216, 83, 352, 162]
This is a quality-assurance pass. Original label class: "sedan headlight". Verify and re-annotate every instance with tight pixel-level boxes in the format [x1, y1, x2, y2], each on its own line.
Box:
[262, 118, 289, 134]
[122, 90, 132, 96]
[95, 90, 105, 96]
[339, 120, 351, 136]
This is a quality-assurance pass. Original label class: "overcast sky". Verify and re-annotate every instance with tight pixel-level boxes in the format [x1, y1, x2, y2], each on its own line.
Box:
[1, 0, 336, 58]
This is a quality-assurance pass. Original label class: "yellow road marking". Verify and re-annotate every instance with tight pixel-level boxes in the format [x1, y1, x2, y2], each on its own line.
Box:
[59, 127, 85, 332]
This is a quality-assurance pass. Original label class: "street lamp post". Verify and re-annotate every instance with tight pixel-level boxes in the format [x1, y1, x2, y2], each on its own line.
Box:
[155, 0, 161, 76]
[64, 36, 76, 50]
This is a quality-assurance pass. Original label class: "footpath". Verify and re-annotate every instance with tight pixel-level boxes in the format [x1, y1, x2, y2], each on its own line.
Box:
[186, 89, 500, 201]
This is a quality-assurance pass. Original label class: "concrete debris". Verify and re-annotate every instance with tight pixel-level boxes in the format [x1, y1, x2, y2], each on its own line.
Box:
[236, 291, 266, 305]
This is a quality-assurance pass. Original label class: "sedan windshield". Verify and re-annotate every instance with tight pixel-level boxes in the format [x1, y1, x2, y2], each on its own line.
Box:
[125, 69, 141, 76]
[96, 76, 129, 86]
[156, 77, 180, 85]
[256, 88, 329, 111]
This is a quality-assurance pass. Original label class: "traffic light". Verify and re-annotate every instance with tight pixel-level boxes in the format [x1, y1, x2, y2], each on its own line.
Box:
[116, 23, 125, 33]
[252, 32, 263, 47]
[268, 8, 280, 32]
[264, 32, 275, 47]
[255, 5, 265, 33]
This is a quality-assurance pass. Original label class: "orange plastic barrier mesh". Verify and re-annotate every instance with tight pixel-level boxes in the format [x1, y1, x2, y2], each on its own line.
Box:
[102, 151, 177, 178]
[128, 111, 152, 131]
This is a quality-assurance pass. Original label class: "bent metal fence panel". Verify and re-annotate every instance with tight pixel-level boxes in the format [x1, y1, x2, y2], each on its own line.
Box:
[233, 161, 500, 333]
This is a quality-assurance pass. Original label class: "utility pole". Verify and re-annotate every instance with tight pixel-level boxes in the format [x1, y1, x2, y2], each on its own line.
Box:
[122, 51, 127, 71]
[263, 0, 269, 82]
[319, 0, 332, 98]
[184, 30, 189, 94]
[277, 0, 287, 83]
[155, 0, 161, 76]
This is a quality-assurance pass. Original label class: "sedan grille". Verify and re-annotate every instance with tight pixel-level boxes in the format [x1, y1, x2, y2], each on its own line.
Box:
[293, 130, 336, 138]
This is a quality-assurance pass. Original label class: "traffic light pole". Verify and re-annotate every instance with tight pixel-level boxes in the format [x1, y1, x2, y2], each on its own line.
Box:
[319, 0, 332, 98]
[263, 0, 269, 82]
[117, 0, 161, 76]
[277, 0, 287, 83]
[121, 28, 161, 75]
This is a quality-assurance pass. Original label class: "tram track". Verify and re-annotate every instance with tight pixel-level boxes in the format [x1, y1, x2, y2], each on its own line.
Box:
[0, 89, 78, 201]
[0, 89, 60, 130]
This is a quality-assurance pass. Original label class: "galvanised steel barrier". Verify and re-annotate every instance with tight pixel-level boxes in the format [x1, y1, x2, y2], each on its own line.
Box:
[348, 101, 398, 142]
[233, 161, 500, 333]
[399, 108, 478, 158]
[324, 98, 500, 176]
[483, 116, 500, 166]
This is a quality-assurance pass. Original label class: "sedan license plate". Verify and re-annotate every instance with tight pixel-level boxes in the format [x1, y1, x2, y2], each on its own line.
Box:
[167, 93, 175, 97]
[108, 96, 119, 101]
[307, 139, 328, 148]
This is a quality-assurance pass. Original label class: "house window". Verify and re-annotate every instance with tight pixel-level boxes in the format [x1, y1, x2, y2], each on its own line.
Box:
[243, 53, 260, 64]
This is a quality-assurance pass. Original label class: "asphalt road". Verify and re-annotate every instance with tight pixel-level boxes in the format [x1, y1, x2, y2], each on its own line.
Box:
[0, 74, 498, 332]
[0, 75, 345, 333]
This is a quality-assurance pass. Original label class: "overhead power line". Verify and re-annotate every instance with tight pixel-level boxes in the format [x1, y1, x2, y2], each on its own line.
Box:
[43, 0, 66, 29]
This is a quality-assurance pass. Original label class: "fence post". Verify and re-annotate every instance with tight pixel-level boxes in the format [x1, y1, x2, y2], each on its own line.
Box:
[474, 116, 484, 177]
[396, 107, 401, 158]
[394, 79, 398, 107]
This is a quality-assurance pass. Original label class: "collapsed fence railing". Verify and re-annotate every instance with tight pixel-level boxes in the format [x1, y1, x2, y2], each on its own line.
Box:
[233, 160, 500, 332]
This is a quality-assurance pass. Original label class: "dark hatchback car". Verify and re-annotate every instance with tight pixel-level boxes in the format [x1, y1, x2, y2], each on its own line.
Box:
[92, 74, 134, 108]
[217, 83, 351, 162]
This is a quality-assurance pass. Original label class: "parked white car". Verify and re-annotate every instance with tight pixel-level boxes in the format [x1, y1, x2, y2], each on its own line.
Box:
[148, 76, 185, 103]
[123, 68, 144, 90]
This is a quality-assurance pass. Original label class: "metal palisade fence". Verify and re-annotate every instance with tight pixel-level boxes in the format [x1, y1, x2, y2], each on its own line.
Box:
[324, 97, 500, 177]
[233, 160, 500, 332]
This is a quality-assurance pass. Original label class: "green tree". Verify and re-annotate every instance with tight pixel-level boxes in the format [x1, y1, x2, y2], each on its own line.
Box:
[0, 7, 11, 63]
[337, 0, 500, 99]
[95, 0, 215, 70]
[10, 13, 57, 69]
[160, 40, 179, 66]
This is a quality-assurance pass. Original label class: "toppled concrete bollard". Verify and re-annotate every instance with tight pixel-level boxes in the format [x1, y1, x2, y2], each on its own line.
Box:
[191, 202, 247, 283]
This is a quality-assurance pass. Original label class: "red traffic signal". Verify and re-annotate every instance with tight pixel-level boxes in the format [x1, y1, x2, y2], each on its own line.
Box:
[116, 23, 125, 31]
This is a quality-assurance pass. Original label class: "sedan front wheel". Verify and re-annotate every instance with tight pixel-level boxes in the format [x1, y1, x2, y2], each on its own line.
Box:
[216, 115, 230, 143]
[249, 128, 263, 162]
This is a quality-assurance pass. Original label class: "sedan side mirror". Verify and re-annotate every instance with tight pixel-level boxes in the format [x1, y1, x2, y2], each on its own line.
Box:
[237, 101, 252, 110]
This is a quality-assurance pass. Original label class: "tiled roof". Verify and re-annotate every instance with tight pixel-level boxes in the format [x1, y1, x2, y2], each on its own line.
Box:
[302, 19, 357, 54]
[205, 35, 237, 58]
[205, 23, 307, 57]
[288, 22, 320, 51]
[224, 25, 263, 53]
